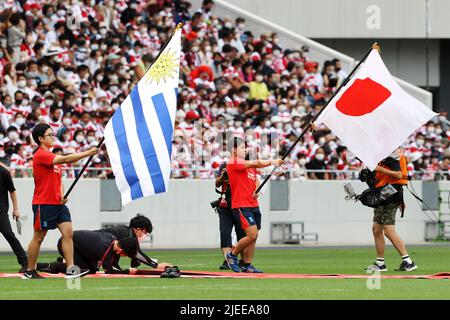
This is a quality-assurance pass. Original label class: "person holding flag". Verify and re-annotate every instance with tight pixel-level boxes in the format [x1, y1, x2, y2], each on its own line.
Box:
[23, 123, 98, 280]
[313, 44, 437, 272]
[365, 147, 417, 272]
[225, 137, 284, 273]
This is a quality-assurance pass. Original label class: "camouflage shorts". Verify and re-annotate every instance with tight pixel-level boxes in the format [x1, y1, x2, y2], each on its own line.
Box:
[373, 203, 399, 225]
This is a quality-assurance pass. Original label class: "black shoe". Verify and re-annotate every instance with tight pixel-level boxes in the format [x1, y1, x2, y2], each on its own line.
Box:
[160, 266, 172, 278]
[219, 260, 230, 270]
[22, 270, 44, 279]
[365, 263, 388, 272]
[395, 261, 418, 272]
[64, 265, 90, 279]
[169, 266, 181, 278]
[36, 263, 52, 273]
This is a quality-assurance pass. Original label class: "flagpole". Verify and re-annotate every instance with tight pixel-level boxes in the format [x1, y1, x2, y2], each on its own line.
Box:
[63, 23, 183, 200]
[254, 43, 379, 195]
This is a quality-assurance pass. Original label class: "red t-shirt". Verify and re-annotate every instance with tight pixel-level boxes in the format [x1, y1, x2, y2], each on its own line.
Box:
[227, 157, 259, 209]
[32, 147, 62, 205]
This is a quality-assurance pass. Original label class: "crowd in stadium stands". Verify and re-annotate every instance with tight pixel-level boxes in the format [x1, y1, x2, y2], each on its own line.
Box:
[0, 0, 449, 181]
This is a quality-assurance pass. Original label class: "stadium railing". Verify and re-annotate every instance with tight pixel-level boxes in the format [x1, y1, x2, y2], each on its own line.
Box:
[9, 167, 450, 181]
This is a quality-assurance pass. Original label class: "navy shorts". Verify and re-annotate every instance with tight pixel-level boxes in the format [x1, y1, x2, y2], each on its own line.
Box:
[32, 205, 72, 231]
[232, 207, 262, 231]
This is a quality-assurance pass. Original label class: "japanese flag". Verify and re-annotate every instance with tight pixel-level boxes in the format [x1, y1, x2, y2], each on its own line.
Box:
[316, 49, 437, 170]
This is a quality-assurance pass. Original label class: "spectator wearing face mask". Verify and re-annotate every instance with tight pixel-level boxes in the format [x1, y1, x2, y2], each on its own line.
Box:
[306, 147, 329, 180]
[11, 113, 26, 131]
[70, 129, 86, 152]
[4, 124, 21, 145]
[293, 153, 309, 180]
[46, 105, 63, 134]
[249, 73, 269, 102]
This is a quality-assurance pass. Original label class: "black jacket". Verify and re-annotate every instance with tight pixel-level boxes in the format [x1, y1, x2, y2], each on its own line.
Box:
[71, 230, 126, 274]
[99, 225, 158, 268]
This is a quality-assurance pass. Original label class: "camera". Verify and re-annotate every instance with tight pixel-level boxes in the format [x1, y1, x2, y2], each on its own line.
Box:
[359, 168, 376, 189]
[210, 198, 221, 209]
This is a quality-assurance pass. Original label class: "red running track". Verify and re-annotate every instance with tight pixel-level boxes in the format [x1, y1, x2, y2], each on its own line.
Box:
[1, 270, 450, 279]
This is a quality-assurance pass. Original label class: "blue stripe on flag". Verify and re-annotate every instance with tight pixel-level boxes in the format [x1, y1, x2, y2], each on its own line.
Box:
[151, 93, 173, 158]
[112, 107, 143, 200]
[130, 88, 166, 193]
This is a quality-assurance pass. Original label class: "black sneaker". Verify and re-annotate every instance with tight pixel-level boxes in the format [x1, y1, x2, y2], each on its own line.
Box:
[169, 266, 181, 278]
[219, 260, 230, 270]
[64, 265, 90, 279]
[395, 261, 418, 272]
[160, 266, 172, 278]
[22, 270, 44, 279]
[36, 263, 52, 273]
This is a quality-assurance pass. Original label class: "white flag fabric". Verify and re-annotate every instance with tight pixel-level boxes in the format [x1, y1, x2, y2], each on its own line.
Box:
[104, 27, 181, 205]
[316, 49, 437, 170]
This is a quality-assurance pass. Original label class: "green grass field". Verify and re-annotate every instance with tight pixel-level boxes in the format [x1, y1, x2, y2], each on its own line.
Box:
[1, 245, 449, 300]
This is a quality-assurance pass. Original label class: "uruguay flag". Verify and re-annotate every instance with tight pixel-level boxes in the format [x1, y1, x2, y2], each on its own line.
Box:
[104, 26, 181, 205]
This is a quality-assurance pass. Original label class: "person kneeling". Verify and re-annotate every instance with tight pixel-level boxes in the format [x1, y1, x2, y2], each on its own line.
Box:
[37, 230, 138, 275]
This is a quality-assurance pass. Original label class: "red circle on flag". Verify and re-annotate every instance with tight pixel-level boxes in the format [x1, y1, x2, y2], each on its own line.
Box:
[336, 78, 392, 116]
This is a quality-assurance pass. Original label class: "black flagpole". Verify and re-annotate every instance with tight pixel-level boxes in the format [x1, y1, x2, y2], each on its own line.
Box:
[254, 42, 379, 195]
[63, 23, 183, 200]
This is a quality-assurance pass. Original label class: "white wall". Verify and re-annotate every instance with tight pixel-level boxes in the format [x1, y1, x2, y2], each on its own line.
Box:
[223, 0, 450, 39]
[0, 179, 437, 252]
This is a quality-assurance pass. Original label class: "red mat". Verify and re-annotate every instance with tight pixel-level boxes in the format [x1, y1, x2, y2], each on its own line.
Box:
[1, 270, 450, 279]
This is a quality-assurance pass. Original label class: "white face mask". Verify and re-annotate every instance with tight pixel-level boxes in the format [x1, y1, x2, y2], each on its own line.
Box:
[416, 139, 424, 146]
[436, 128, 443, 135]
[9, 131, 19, 140]
[63, 118, 72, 127]
[299, 158, 307, 166]
[293, 121, 301, 129]
[138, 234, 148, 242]
[17, 80, 27, 88]
[87, 136, 95, 143]
[150, 31, 158, 37]
[264, 121, 271, 128]
[315, 154, 325, 161]
[45, 99, 54, 107]
[427, 126, 435, 133]
[76, 135, 84, 143]
[319, 137, 326, 145]
[100, 28, 108, 36]
[255, 75, 264, 82]
[15, 118, 25, 127]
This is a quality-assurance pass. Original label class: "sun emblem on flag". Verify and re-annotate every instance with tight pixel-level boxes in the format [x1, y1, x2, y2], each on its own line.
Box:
[143, 49, 179, 85]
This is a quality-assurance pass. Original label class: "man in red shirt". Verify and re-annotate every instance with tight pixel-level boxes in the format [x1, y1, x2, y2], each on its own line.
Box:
[226, 137, 283, 273]
[23, 123, 98, 280]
